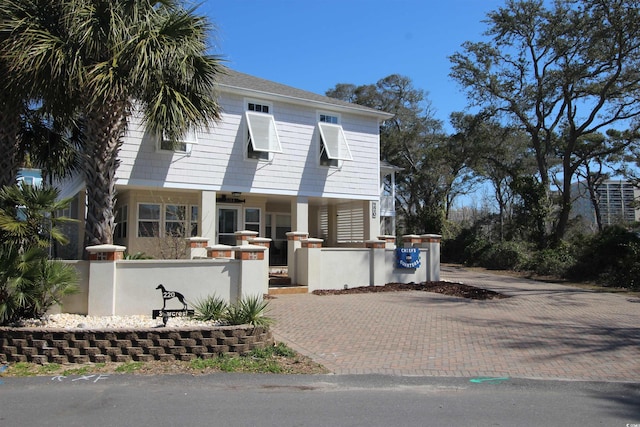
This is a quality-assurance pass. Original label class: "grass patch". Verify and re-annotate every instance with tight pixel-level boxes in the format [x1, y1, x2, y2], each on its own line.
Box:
[0, 343, 328, 377]
[115, 362, 144, 374]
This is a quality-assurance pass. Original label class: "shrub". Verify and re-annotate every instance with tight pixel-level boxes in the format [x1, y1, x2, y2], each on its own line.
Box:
[522, 242, 575, 277]
[477, 240, 531, 271]
[223, 295, 272, 326]
[192, 294, 228, 321]
[192, 294, 273, 326]
[0, 246, 79, 325]
[568, 225, 640, 289]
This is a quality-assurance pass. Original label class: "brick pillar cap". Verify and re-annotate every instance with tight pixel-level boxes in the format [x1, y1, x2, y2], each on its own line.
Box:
[187, 237, 209, 243]
[234, 230, 259, 237]
[377, 235, 396, 240]
[286, 231, 309, 237]
[402, 234, 421, 239]
[365, 239, 386, 244]
[233, 244, 267, 252]
[85, 244, 127, 253]
[250, 237, 272, 243]
[420, 234, 442, 239]
[206, 244, 233, 250]
[304, 238, 324, 243]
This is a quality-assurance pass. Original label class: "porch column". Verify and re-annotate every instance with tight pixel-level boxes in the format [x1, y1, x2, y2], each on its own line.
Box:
[300, 238, 323, 291]
[86, 244, 126, 316]
[363, 200, 380, 241]
[250, 237, 272, 283]
[186, 237, 208, 259]
[420, 234, 442, 282]
[291, 197, 309, 233]
[366, 239, 386, 286]
[234, 245, 268, 301]
[201, 191, 217, 243]
[286, 231, 308, 285]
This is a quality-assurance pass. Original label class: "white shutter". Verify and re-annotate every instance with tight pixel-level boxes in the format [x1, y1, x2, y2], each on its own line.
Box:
[246, 111, 282, 153]
[318, 122, 352, 160]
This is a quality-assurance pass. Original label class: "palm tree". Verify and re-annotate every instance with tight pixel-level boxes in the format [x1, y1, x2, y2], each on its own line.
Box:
[1, 0, 224, 247]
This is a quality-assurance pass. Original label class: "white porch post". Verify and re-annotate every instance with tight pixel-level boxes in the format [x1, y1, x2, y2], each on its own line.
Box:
[291, 196, 309, 233]
[364, 200, 380, 242]
[201, 191, 217, 244]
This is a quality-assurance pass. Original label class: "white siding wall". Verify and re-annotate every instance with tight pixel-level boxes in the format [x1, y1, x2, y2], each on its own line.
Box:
[116, 93, 380, 200]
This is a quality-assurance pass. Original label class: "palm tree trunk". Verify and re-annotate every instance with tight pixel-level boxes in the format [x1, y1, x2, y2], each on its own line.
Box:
[82, 103, 128, 247]
[0, 103, 22, 188]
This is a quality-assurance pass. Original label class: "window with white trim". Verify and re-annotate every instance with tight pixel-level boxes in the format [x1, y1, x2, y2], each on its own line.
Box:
[318, 113, 352, 167]
[245, 101, 282, 160]
[244, 208, 261, 233]
[159, 128, 198, 153]
[137, 203, 199, 238]
[165, 204, 187, 237]
[138, 203, 161, 237]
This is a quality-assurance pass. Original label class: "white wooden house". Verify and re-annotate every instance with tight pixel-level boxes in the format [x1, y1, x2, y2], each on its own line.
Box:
[57, 70, 395, 264]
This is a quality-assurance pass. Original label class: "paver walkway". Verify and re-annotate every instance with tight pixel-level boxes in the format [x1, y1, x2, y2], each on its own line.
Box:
[269, 265, 640, 382]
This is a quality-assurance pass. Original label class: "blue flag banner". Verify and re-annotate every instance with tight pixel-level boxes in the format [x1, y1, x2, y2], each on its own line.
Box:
[396, 247, 421, 269]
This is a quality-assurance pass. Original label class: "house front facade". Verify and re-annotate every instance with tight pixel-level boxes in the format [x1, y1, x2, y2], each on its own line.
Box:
[57, 70, 394, 264]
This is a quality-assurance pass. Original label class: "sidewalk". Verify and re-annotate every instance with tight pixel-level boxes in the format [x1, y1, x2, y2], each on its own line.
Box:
[268, 265, 640, 382]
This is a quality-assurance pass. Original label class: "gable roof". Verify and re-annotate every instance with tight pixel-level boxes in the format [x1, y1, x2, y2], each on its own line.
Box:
[218, 69, 393, 120]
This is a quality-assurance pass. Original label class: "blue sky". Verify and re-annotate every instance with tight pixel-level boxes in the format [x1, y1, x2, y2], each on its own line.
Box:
[201, 1, 505, 131]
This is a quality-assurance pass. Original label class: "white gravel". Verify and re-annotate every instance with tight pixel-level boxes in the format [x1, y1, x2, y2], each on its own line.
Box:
[16, 313, 223, 329]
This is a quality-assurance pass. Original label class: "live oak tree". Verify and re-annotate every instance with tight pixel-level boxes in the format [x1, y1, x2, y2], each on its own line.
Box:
[450, 0, 640, 244]
[1, 0, 224, 248]
[327, 75, 455, 234]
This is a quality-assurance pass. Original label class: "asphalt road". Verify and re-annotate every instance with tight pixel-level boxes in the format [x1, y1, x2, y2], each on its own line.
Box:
[1, 373, 638, 426]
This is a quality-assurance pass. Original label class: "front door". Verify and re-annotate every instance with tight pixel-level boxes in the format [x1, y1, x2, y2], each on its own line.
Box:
[217, 206, 240, 246]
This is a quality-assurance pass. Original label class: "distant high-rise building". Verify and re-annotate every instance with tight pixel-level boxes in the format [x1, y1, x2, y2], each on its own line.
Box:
[571, 180, 640, 230]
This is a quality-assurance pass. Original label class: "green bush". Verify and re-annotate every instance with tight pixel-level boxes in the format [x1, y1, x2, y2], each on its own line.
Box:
[192, 294, 228, 321]
[477, 240, 531, 271]
[192, 294, 273, 326]
[568, 225, 640, 289]
[0, 246, 78, 324]
[522, 242, 575, 277]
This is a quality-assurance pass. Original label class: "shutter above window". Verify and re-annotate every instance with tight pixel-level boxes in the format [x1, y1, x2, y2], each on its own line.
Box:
[246, 111, 282, 153]
[318, 122, 352, 161]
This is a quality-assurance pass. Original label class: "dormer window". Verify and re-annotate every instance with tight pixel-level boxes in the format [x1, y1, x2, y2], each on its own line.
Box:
[245, 101, 282, 161]
[318, 113, 352, 167]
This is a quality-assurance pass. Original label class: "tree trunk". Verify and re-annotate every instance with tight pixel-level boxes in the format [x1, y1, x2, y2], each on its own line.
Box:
[0, 103, 22, 188]
[81, 103, 128, 248]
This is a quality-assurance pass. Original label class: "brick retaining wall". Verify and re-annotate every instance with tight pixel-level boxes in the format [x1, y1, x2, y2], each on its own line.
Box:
[0, 326, 273, 364]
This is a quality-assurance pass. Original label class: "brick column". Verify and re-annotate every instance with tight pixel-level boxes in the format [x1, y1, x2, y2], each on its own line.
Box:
[421, 234, 441, 281]
[366, 240, 387, 286]
[250, 237, 272, 282]
[286, 231, 308, 285]
[235, 230, 258, 246]
[206, 244, 233, 259]
[234, 245, 268, 300]
[402, 234, 421, 248]
[186, 237, 209, 259]
[377, 235, 396, 249]
[300, 238, 323, 291]
[85, 245, 126, 316]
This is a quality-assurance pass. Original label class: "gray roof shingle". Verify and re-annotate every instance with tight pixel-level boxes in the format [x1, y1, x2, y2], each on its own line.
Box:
[218, 69, 393, 119]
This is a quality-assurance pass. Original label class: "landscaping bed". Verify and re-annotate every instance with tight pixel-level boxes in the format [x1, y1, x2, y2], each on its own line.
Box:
[312, 281, 509, 300]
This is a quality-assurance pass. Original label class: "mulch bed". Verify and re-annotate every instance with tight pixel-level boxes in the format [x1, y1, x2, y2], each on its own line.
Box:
[312, 281, 509, 300]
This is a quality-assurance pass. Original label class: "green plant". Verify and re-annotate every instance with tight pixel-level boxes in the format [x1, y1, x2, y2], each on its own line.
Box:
[192, 294, 228, 321]
[223, 295, 272, 326]
[0, 245, 78, 325]
[115, 362, 144, 374]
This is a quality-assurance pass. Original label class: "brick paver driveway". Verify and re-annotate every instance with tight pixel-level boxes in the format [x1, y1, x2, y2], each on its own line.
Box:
[269, 265, 640, 381]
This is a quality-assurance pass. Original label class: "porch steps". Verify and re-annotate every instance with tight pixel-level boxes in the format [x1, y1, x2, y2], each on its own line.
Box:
[268, 286, 308, 295]
[268, 273, 308, 295]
